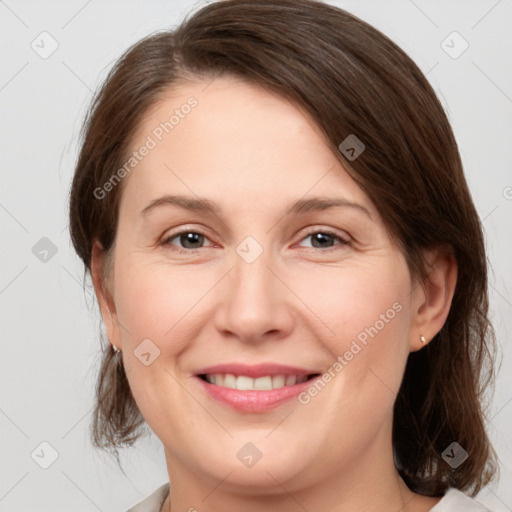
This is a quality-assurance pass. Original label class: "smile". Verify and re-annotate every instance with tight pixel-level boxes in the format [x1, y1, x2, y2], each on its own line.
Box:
[199, 373, 317, 390]
[194, 367, 321, 412]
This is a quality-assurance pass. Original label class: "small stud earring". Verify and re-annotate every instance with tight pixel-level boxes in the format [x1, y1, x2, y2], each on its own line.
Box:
[420, 335, 427, 344]
[112, 344, 121, 353]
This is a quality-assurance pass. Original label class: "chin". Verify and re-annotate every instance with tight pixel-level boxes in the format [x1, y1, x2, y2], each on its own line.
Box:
[194, 443, 313, 491]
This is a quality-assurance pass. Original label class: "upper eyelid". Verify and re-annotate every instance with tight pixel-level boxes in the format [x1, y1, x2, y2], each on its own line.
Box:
[295, 228, 351, 247]
[162, 225, 216, 242]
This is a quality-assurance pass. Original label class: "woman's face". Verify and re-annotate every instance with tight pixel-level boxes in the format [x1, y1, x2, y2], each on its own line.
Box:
[97, 75, 429, 491]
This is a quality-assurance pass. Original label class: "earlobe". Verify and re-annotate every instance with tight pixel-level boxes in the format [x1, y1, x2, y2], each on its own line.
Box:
[410, 248, 458, 352]
[91, 240, 120, 348]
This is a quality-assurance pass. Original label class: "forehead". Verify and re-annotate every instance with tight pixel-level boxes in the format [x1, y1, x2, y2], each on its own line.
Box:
[119, 75, 376, 219]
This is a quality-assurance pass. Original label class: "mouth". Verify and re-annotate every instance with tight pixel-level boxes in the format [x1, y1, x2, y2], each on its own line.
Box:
[193, 363, 322, 412]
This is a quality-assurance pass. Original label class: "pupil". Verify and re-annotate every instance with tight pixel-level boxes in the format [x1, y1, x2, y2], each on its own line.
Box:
[181, 232, 203, 249]
[312, 233, 333, 248]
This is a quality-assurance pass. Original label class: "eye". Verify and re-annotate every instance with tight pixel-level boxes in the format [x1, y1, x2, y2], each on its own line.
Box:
[160, 227, 351, 253]
[160, 229, 214, 251]
[297, 229, 351, 250]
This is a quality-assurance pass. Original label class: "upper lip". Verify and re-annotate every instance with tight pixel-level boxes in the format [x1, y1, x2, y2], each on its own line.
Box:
[194, 363, 320, 379]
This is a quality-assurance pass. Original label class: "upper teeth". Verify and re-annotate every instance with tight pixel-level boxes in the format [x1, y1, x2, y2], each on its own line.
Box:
[204, 374, 308, 390]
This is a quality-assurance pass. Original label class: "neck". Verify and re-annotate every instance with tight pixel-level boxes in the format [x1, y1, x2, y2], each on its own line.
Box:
[159, 424, 440, 512]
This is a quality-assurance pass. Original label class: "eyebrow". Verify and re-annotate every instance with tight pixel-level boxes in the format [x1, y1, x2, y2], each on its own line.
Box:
[141, 194, 373, 220]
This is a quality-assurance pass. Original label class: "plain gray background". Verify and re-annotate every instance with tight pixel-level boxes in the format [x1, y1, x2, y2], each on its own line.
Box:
[1, 0, 511, 510]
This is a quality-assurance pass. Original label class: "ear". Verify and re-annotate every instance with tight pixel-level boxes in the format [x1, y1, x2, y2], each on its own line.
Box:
[91, 240, 122, 350]
[409, 247, 458, 352]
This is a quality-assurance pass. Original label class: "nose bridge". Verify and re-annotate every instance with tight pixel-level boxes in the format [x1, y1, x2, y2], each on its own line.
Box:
[233, 244, 273, 301]
[213, 238, 293, 341]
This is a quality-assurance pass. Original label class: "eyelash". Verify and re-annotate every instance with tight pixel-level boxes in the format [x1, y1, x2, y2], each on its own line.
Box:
[159, 227, 351, 253]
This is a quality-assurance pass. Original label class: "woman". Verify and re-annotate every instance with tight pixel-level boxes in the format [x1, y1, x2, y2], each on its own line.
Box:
[68, 0, 499, 510]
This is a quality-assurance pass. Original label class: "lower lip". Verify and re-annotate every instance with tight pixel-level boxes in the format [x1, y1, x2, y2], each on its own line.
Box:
[194, 375, 321, 412]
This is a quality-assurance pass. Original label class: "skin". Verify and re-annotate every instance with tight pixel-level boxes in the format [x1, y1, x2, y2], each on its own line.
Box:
[91, 75, 457, 512]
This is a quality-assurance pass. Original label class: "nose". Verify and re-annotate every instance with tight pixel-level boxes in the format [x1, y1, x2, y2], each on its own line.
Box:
[213, 246, 295, 344]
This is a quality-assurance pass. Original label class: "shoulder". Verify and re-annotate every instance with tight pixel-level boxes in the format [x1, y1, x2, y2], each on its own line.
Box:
[431, 487, 493, 511]
[125, 482, 170, 512]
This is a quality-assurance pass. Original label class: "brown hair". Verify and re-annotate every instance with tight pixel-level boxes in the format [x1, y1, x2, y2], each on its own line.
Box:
[68, 0, 499, 496]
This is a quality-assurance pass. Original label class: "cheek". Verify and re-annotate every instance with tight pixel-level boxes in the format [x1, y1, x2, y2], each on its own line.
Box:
[293, 258, 412, 400]
[112, 258, 209, 424]
[113, 256, 206, 353]
[293, 259, 410, 346]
